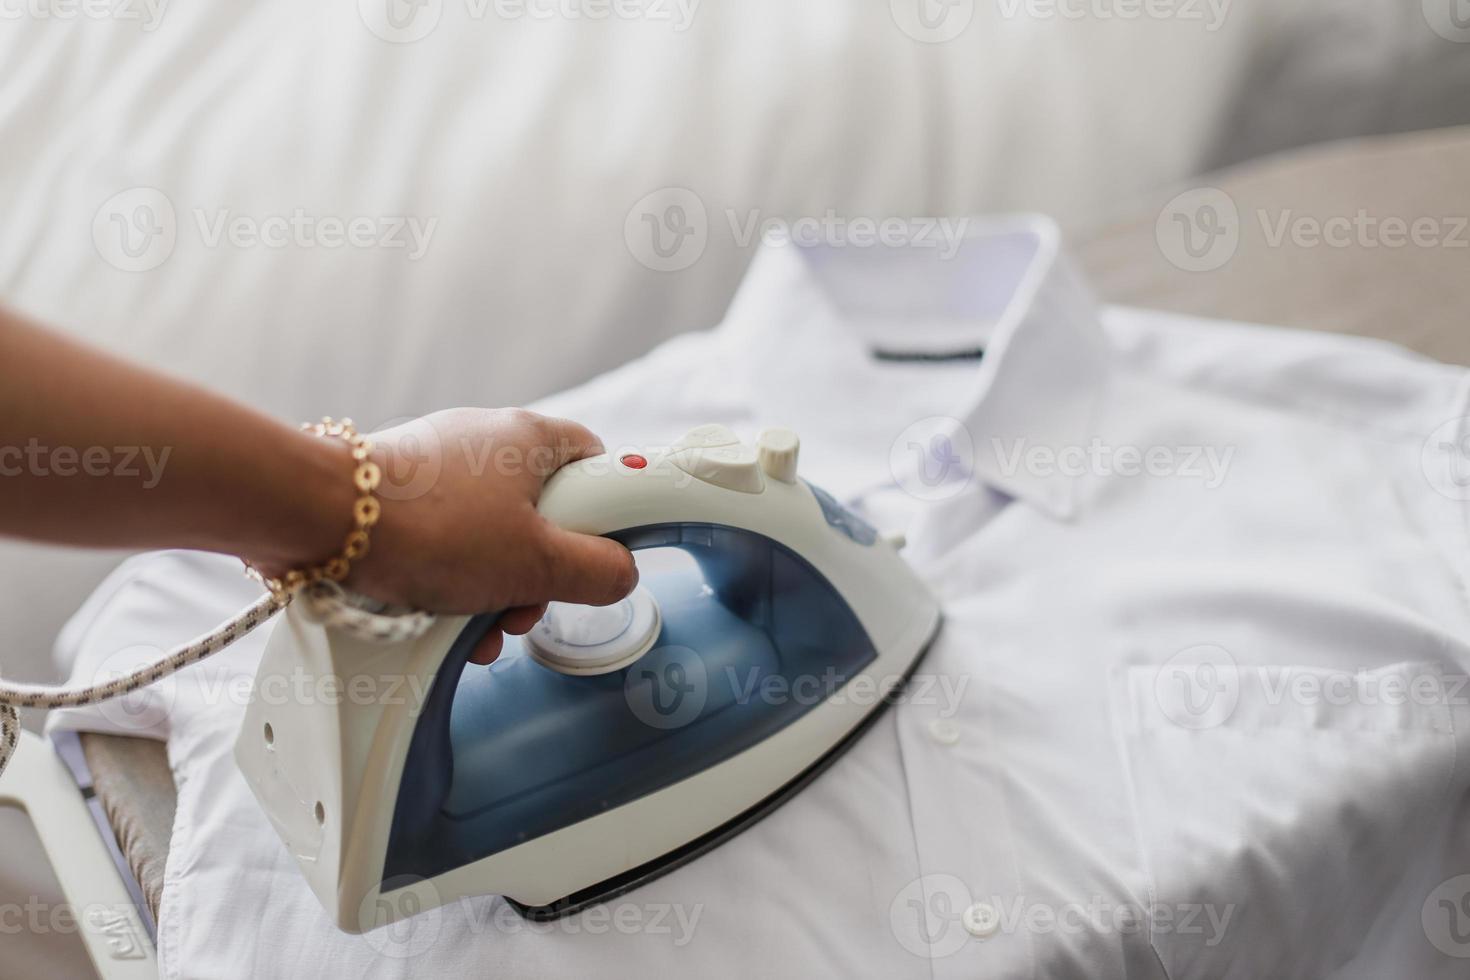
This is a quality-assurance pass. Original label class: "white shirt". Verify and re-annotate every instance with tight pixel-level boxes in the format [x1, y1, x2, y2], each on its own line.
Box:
[50, 217, 1470, 979]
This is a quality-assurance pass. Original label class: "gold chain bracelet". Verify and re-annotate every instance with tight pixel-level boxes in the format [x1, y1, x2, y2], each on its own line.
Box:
[243, 417, 383, 600]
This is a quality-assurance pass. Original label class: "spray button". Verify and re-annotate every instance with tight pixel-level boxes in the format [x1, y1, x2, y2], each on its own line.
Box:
[671, 423, 739, 451]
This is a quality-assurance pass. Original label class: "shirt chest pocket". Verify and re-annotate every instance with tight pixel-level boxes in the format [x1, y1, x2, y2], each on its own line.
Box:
[1111, 656, 1463, 980]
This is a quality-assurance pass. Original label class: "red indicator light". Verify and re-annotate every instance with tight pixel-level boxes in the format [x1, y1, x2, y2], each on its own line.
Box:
[620, 454, 648, 470]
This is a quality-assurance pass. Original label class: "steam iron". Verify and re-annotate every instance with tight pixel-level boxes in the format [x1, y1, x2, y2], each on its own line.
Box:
[236, 425, 942, 932]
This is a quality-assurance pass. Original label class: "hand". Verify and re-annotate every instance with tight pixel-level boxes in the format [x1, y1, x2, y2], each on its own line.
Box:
[343, 408, 638, 664]
[0, 310, 633, 657]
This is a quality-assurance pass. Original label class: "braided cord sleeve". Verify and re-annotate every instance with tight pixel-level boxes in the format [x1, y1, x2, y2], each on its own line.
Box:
[0, 585, 434, 780]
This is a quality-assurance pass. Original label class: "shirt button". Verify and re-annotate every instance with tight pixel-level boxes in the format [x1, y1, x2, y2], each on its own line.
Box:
[927, 718, 960, 745]
[963, 902, 1000, 939]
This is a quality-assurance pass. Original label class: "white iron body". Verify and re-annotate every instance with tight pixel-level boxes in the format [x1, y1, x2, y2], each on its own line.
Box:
[235, 426, 941, 933]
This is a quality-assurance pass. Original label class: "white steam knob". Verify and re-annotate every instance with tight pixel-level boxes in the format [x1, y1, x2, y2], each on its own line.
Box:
[757, 428, 800, 483]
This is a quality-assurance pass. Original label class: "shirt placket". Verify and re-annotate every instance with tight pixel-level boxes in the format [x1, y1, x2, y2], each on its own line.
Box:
[890, 652, 1033, 978]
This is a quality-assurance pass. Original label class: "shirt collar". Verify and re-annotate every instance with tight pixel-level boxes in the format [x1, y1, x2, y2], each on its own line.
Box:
[717, 215, 1113, 519]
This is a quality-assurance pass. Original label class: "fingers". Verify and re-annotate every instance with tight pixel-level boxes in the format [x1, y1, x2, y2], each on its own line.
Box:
[469, 608, 546, 668]
[469, 628, 504, 666]
[536, 415, 606, 469]
[499, 603, 547, 635]
[534, 525, 639, 607]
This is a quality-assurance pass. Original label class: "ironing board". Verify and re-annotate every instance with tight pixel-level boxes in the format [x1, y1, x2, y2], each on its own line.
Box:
[1074, 123, 1470, 365]
[73, 122, 1470, 923]
[77, 733, 177, 922]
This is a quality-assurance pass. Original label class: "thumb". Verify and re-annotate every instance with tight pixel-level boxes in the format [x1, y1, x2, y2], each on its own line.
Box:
[534, 525, 639, 607]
